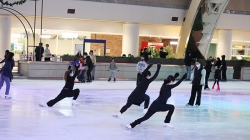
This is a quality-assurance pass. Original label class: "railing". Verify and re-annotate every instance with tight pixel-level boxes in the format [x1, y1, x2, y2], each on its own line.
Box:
[224, 10, 250, 15]
[80, 0, 190, 9]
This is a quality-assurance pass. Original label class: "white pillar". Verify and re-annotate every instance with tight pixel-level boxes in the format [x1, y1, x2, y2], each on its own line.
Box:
[216, 29, 232, 60]
[0, 15, 11, 59]
[122, 23, 139, 56]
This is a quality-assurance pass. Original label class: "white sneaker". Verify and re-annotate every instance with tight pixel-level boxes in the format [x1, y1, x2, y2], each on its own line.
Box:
[164, 123, 174, 129]
[112, 113, 121, 118]
[39, 103, 48, 107]
[125, 124, 132, 130]
[143, 109, 148, 115]
[5, 96, 11, 100]
[72, 100, 79, 106]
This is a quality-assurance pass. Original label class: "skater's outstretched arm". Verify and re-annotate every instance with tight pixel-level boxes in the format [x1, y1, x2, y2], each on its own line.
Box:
[168, 73, 187, 89]
[73, 62, 80, 77]
[149, 63, 161, 82]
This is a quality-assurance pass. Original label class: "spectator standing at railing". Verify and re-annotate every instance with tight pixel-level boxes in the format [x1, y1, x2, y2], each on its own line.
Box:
[221, 55, 227, 82]
[89, 50, 96, 80]
[44, 44, 51, 62]
[35, 43, 44, 61]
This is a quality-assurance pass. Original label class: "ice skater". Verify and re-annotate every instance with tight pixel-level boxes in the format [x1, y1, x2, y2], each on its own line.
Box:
[112, 63, 161, 118]
[126, 73, 187, 130]
[212, 66, 221, 91]
[107, 58, 119, 82]
[136, 55, 147, 86]
[186, 60, 206, 107]
[39, 62, 80, 107]
[0, 52, 14, 99]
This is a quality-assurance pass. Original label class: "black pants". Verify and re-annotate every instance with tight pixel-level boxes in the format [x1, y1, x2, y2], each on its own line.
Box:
[87, 67, 93, 82]
[213, 79, 220, 85]
[136, 73, 142, 86]
[222, 69, 227, 81]
[204, 71, 211, 89]
[36, 56, 41, 61]
[47, 89, 80, 107]
[188, 85, 202, 106]
[120, 94, 150, 114]
[45, 57, 50, 61]
[130, 104, 175, 128]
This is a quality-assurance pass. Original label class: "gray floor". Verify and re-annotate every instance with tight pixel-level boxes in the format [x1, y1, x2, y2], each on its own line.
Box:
[0, 80, 250, 140]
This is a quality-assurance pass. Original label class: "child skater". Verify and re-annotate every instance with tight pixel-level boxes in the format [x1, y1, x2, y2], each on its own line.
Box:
[126, 73, 187, 130]
[212, 66, 221, 91]
[107, 57, 119, 82]
[112, 63, 161, 118]
[39, 62, 80, 107]
[0, 52, 14, 99]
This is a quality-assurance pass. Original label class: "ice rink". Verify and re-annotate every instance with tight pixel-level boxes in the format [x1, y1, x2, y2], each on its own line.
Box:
[0, 79, 250, 140]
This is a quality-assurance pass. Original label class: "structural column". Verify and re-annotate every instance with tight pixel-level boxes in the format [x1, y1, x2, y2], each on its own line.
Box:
[0, 15, 11, 59]
[216, 29, 232, 60]
[122, 23, 139, 56]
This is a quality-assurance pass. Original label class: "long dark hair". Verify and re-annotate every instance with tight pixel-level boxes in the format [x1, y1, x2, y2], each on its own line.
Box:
[64, 69, 72, 82]
[6, 52, 14, 61]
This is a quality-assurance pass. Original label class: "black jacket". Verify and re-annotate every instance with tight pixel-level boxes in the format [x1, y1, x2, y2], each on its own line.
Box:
[35, 46, 44, 57]
[64, 66, 79, 91]
[221, 58, 227, 70]
[83, 56, 93, 68]
[128, 65, 161, 106]
[214, 69, 221, 80]
[141, 51, 151, 61]
[184, 55, 195, 66]
[205, 60, 213, 72]
[160, 51, 168, 58]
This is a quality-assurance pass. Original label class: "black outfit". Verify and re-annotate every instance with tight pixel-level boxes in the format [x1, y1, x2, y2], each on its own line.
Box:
[140, 51, 151, 62]
[204, 59, 213, 89]
[83, 56, 93, 82]
[160, 51, 168, 58]
[35, 46, 44, 61]
[221, 56, 227, 81]
[130, 74, 186, 128]
[215, 59, 221, 68]
[184, 54, 195, 66]
[213, 69, 221, 85]
[120, 64, 161, 114]
[47, 66, 80, 107]
[188, 67, 204, 106]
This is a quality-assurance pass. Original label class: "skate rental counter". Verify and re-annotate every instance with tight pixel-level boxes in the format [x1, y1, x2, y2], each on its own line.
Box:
[17, 61, 245, 80]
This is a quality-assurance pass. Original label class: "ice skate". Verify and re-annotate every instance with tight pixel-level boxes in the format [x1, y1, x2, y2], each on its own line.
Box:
[125, 124, 132, 130]
[212, 84, 215, 90]
[216, 85, 220, 91]
[114, 78, 116, 82]
[195, 105, 200, 108]
[72, 100, 80, 106]
[108, 78, 111, 82]
[112, 113, 121, 118]
[39, 103, 48, 107]
[5, 96, 11, 100]
[143, 109, 148, 115]
[164, 123, 174, 129]
[185, 103, 192, 107]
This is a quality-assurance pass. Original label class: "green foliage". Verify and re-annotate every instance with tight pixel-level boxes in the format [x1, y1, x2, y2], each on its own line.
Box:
[147, 46, 176, 58]
[0, 0, 26, 7]
[62, 54, 74, 57]
[12, 50, 22, 54]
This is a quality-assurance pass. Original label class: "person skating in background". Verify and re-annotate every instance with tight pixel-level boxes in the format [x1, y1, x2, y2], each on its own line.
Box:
[204, 56, 214, 90]
[221, 55, 227, 82]
[126, 73, 187, 130]
[0, 52, 14, 99]
[0, 50, 10, 64]
[186, 60, 206, 107]
[112, 63, 161, 118]
[212, 66, 221, 91]
[35, 43, 44, 61]
[89, 50, 96, 80]
[0, 50, 14, 81]
[184, 52, 195, 81]
[215, 57, 221, 68]
[107, 58, 119, 82]
[77, 58, 86, 83]
[39, 62, 80, 107]
[136, 55, 147, 86]
[44, 44, 51, 62]
[83, 52, 93, 83]
[140, 48, 151, 63]
[159, 47, 168, 58]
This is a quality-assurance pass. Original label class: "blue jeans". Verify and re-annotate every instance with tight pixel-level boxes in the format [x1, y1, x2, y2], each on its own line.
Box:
[186, 66, 191, 80]
[0, 75, 10, 95]
[109, 70, 116, 78]
[92, 65, 96, 79]
[78, 69, 86, 82]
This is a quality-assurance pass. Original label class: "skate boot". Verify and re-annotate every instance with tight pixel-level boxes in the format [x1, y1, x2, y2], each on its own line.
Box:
[112, 112, 121, 118]
[72, 100, 80, 106]
[5, 95, 11, 100]
[125, 124, 132, 130]
[143, 109, 148, 115]
[108, 78, 111, 82]
[195, 104, 200, 108]
[216, 85, 220, 91]
[212, 84, 215, 90]
[39, 103, 48, 107]
[164, 123, 174, 129]
[114, 78, 116, 82]
[185, 103, 192, 107]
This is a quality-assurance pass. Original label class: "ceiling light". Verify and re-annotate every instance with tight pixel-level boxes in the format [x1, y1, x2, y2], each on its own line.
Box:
[40, 35, 52, 38]
[11, 34, 22, 38]
[62, 33, 78, 38]
[170, 41, 178, 45]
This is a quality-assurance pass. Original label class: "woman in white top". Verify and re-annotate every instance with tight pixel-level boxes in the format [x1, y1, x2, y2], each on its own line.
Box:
[44, 44, 51, 61]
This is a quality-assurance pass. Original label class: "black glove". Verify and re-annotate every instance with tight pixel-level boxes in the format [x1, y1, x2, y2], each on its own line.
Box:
[157, 63, 161, 68]
[107, 69, 110, 71]
[182, 73, 187, 79]
[174, 73, 179, 79]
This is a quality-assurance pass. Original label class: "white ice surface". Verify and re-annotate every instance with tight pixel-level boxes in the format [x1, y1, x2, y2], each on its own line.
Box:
[0, 80, 250, 140]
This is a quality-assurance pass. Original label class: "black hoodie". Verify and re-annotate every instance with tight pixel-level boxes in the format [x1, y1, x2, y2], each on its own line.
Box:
[83, 56, 93, 68]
